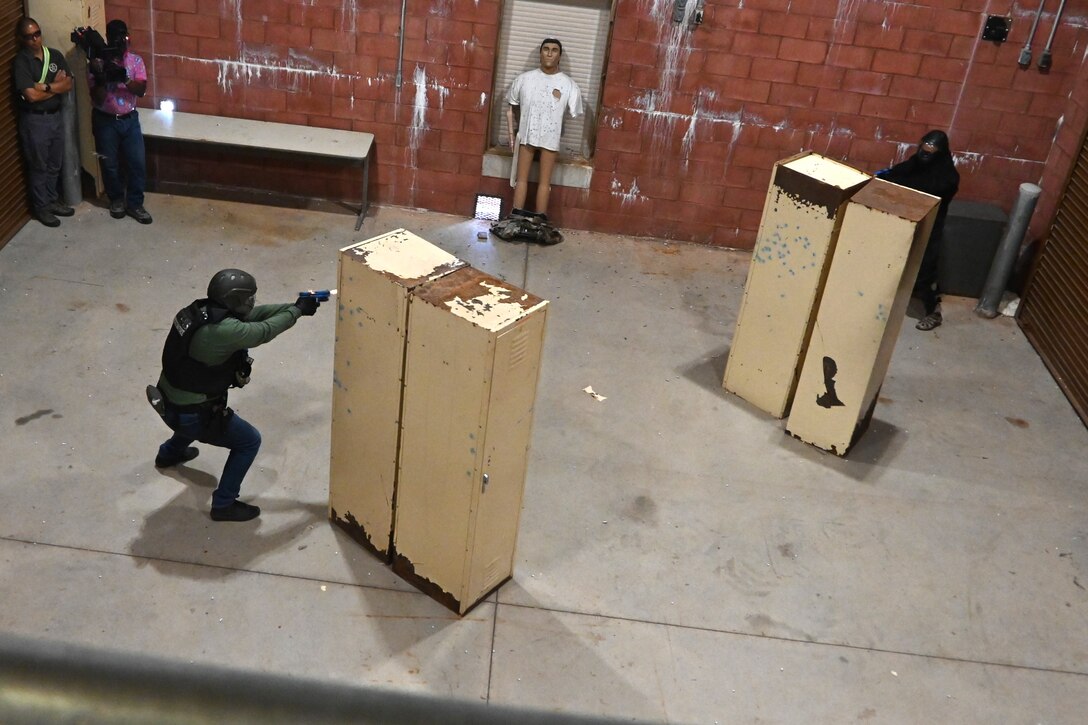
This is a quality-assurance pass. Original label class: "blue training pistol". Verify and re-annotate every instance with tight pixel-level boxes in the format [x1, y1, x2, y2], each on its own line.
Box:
[298, 289, 335, 302]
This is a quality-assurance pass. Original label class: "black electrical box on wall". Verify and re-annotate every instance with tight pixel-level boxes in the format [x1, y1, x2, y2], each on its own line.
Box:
[982, 15, 1011, 42]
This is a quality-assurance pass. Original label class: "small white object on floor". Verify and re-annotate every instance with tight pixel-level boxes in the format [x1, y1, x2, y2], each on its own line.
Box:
[583, 385, 606, 402]
[999, 292, 1020, 317]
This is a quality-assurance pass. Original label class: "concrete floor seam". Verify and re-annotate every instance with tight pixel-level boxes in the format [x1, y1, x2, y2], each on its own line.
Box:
[4, 539, 1084, 681]
[492, 600, 1088, 679]
[485, 603, 500, 703]
[0, 536, 414, 601]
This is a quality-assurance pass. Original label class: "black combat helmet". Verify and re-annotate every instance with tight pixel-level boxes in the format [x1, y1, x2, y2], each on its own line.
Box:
[208, 269, 257, 317]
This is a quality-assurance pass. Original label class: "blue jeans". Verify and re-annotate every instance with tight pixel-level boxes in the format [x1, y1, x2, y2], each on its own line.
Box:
[92, 111, 146, 208]
[158, 406, 262, 509]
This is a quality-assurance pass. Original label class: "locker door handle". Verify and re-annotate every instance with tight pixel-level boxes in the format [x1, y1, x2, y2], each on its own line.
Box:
[482, 473, 489, 492]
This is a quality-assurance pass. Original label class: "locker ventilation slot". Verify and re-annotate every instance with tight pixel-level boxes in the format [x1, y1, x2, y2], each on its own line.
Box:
[508, 327, 530, 369]
[483, 557, 502, 590]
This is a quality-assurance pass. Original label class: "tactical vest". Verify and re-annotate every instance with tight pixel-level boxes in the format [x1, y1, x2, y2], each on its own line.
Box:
[161, 299, 248, 396]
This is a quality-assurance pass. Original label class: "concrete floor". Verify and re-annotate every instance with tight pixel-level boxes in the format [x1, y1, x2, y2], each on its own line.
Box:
[1, 193, 1086, 723]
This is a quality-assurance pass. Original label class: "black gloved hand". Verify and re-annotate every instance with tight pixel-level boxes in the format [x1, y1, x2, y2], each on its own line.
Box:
[294, 295, 320, 316]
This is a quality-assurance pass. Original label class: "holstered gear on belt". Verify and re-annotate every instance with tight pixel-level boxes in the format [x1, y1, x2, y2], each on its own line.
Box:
[146, 385, 167, 421]
[147, 383, 234, 441]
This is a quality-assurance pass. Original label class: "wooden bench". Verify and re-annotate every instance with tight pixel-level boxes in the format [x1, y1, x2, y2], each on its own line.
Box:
[140, 109, 374, 230]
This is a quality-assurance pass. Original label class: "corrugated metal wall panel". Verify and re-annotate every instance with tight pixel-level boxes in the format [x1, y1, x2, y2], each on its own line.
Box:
[1020, 130, 1088, 426]
[0, 0, 31, 248]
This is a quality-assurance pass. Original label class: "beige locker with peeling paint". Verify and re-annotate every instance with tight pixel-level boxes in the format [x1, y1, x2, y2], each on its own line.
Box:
[723, 152, 870, 418]
[786, 179, 938, 455]
[329, 229, 465, 558]
[392, 267, 548, 615]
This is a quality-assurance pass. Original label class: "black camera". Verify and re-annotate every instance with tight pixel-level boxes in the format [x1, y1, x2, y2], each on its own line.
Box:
[70, 26, 127, 83]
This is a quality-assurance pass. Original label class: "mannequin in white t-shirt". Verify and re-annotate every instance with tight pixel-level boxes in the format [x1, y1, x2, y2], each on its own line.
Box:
[505, 38, 583, 219]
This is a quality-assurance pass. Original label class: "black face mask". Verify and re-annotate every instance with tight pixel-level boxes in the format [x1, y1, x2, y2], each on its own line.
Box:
[917, 131, 949, 165]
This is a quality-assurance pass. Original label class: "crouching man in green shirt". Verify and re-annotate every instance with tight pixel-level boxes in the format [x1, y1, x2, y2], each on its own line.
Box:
[151, 269, 321, 522]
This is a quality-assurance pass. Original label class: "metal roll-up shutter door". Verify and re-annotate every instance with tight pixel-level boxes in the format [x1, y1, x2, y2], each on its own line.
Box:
[489, 0, 611, 160]
[0, 0, 31, 248]
[1019, 131, 1088, 427]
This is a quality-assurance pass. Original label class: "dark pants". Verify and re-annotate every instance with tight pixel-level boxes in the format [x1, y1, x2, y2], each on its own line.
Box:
[92, 111, 146, 208]
[913, 232, 942, 315]
[18, 112, 64, 213]
[158, 404, 262, 509]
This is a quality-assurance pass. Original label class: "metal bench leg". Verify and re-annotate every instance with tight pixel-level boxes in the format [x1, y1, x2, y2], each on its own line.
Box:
[356, 156, 369, 231]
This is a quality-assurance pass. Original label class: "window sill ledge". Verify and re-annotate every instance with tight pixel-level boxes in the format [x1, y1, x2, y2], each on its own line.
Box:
[481, 150, 593, 190]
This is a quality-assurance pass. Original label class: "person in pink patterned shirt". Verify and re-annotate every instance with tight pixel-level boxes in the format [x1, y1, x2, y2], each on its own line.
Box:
[88, 19, 151, 224]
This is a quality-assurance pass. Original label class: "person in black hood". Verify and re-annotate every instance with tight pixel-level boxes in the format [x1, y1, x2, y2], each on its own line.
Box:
[877, 130, 960, 331]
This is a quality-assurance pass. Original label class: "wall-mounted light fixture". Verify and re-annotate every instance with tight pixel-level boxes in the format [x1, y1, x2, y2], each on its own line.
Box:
[474, 194, 502, 221]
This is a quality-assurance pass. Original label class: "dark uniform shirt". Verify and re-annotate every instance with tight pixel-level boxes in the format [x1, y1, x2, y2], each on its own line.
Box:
[12, 46, 71, 113]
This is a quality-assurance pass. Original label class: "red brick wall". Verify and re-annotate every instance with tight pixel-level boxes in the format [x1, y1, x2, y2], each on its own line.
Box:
[111, 0, 1088, 249]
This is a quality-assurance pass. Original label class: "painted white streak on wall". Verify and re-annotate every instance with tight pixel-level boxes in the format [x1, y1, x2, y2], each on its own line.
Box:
[895, 141, 915, 159]
[184, 49, 349, 94]
[227, 0, 241, 47]
[681, 110, 699, 165]
[404, 65, 429, 196]
[478, 92, 487, 110]
[610, 175, 645, 206]
[430, 77, 451, 109]
[635, 0, 699, 164]
[286, 49, 331, 72]
[659, 0, 697, 101]
[408, 65, 454, 150]
[632, 88, 744, 164]
[338, 0, 359, 34]
[634, 91, 656, 113]
[411, 65, 429, 138]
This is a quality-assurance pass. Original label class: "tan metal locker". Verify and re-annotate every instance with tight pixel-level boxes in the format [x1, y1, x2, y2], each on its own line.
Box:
[723, 152, 870, 418]
[786, 179, 938, 455]
[329, 229, 465, 558]
[392, 267, 548, 614]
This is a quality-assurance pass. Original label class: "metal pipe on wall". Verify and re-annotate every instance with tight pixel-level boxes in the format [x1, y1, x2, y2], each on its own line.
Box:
[975, 182, 1042, 318]
[1038, 0, 1068, 70]
[60, 88, 81, 207]
[1019, 0, 1047, 66]
[395, 0, 408, 88]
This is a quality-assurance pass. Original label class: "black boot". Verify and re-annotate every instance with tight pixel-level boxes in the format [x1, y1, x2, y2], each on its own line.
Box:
[210, 501, 261, 522]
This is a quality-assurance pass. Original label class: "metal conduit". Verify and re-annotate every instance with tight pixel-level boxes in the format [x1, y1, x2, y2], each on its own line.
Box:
[0, 632, 640, 725]
[975, 183, 1043, 318]
[395, 0, 408, 88]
